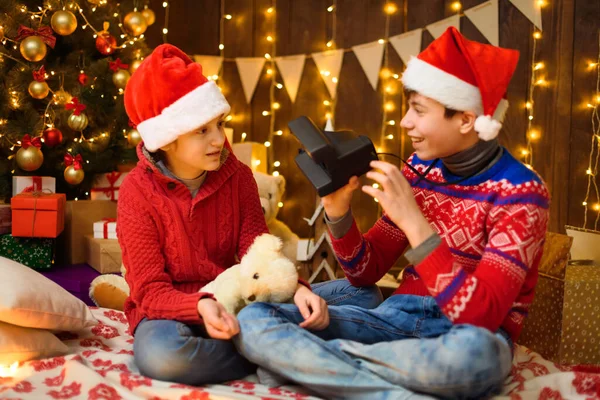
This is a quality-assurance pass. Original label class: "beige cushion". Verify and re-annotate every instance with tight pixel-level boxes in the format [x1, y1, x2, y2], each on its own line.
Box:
[0, 256, 97, 330]
[0, 321, 69, 364]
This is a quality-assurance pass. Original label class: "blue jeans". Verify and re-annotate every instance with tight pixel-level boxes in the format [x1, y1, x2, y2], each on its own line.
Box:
[235, 280, 513, 400]
[133, 279, 382, 385]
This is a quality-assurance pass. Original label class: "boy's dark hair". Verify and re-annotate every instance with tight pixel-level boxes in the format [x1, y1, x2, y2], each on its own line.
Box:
[404, 89, 459, 119]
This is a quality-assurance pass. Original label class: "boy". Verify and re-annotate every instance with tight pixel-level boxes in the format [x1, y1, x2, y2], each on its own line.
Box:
[235, 27, 549, 399]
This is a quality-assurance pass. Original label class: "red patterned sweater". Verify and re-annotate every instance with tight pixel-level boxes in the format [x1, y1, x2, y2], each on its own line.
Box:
[330, 150, 550, 341]
[117, 143, 269, 334]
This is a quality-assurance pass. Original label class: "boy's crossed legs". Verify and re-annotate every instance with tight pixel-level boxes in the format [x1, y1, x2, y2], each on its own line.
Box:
[234, 287, 513, 400]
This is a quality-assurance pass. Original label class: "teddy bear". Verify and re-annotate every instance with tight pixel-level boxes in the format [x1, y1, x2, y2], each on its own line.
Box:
[199, 233, 298, 315]
[88, 234, 298, 314]
[253, 171, 299, 263]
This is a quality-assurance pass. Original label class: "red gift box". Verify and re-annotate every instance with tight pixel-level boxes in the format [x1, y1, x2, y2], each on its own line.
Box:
[11, 193, 66, 238]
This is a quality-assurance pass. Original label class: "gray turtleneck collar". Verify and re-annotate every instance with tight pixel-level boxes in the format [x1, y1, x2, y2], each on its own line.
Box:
[441, 138, 502, 177]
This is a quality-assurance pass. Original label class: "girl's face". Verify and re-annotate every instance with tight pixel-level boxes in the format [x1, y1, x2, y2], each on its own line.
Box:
[162, 115, 226, 178]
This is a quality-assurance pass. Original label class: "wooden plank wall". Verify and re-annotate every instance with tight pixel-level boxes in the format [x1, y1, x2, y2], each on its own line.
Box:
[145, 0, 599, 238]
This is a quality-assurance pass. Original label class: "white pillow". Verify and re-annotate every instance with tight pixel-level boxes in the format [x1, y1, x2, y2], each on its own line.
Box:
[0, 256, 97, 330]
[0, 321, 69, 364]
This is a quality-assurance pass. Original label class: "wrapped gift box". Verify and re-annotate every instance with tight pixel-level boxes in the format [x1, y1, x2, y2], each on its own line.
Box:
[85, 235, 122, 274]
[0, 234, 55, 270]
[0, 205, 10, 235]
[519, 232, 600, 365]
[58, 200, 117, 265]
[93, 219, 117, 239]
[12, 176, 55, 197]
[11, 193, 66, 238]
[232, 142, 267, 173]
[90, 172, 127, 201]
[40, 264, 100, 307]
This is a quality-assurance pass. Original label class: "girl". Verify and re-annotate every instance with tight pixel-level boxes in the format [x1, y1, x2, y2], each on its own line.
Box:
[118, 44, 329, 385]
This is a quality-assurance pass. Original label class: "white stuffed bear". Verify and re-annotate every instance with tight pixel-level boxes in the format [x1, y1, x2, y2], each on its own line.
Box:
[199, 233, 298, 315]
[253, 171, 299, 263]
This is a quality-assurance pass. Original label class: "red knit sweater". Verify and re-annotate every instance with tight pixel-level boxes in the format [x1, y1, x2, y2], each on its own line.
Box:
[117, 144, 269, 334]
[330, 151, 550, 342]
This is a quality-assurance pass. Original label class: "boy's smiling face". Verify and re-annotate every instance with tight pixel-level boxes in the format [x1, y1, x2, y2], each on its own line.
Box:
[400, 92, 479, 160]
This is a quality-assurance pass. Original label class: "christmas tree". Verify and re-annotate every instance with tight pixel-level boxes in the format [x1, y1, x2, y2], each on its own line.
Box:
[0, 0, 155, 201]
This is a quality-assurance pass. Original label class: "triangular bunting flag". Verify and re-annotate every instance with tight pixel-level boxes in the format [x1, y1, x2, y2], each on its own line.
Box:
[192, 55, 223, 80]
[274, 54, 306, 103]
[426, 15, 461, 39]
[352, 40, 386, 90]
[465, 0, 499, 46]
[312, 49, 344, 99]
[389, 28, 423, 65]
[324, 118, 334, 131]
[235, 57, 266, 104]
[508, 0, 542, 31]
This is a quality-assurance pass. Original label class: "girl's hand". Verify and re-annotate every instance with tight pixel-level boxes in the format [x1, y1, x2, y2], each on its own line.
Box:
[197, 298, 239, 340]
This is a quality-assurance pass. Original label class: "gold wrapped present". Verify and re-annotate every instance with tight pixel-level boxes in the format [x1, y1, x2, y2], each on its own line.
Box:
[85, 235, 122, 274]
[519, 231, 600, 365]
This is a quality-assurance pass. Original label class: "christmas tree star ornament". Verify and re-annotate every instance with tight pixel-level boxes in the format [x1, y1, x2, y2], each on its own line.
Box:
[64, 153, 85, 185]
[28, 66, 50, 99]
[16, 134, 44, 172]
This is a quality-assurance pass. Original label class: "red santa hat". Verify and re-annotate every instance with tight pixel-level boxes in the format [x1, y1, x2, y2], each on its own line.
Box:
[401, 27, 519, 141]
[124, 44, 230, 152]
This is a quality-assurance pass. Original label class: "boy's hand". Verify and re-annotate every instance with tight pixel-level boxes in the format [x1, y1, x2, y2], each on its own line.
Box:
[294, 284, 329, 330]
[321, 176, 360, 220]
[197, 298, 239, 340]
[362, 161, 434, 247]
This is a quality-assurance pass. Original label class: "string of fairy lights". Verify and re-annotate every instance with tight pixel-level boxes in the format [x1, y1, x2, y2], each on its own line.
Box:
[581, 32, 600, 229]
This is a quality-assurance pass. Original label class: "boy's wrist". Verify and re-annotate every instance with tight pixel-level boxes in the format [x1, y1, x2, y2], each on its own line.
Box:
[401, 214, 435, 249]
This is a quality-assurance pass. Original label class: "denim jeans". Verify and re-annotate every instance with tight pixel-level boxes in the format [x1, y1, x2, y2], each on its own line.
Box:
[133, 279, 382, 385]
[235, 280, 513, 400]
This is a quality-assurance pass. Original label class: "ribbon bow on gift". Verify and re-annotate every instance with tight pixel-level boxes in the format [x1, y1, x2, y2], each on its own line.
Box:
[101, 217, 116, 239]
[64, 153, 83, 170]
[21, 134, 42, 149]
[109, 58, 129, 72]
[32, 66, 47, 82]
[90, 171, 122, 201]
[65, 97, 87, 116]
[15, 25, 56, 49]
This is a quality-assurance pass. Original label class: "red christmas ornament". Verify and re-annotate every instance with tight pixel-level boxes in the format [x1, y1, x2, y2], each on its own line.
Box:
[78, 72, 89, 85]
[95, 32, 116, 56]
[43, 127, 63, 148]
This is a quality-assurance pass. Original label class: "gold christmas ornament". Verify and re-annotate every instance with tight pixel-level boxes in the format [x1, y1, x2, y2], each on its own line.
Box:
[129, 59, 143, 74]
[86, 132, 111, 152]
[141, 8, 156, 25]
[68, 112, 89, 131]
[53, 89, 72, 105]
[64, 165, 85, 185]
[28, 81, 50, 99]
[51, 10, 78, 36]
[112, 69, 131, 89]
[20, 36, 47, 62]
[124, 11, 148, 36]
[127, 128, 142, 147]
[16, 146, 44, 172]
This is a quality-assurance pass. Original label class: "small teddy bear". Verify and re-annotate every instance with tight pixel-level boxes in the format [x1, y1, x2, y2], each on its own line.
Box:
[253, 172, 299, 263]
[200, 233, 298, 315]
